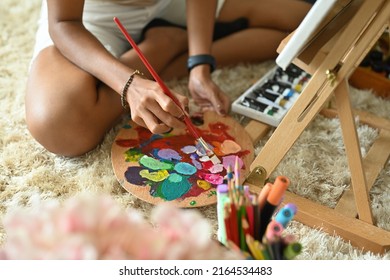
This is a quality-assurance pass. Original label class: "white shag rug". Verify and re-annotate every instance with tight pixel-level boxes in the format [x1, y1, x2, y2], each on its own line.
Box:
[1, 0, 389, 260]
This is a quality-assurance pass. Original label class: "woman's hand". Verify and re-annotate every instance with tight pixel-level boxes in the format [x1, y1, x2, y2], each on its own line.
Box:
[188, 66, 230, 115]
[127, 76, 189, 134]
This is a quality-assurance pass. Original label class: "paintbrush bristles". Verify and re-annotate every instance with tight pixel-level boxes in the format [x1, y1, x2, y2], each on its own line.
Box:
[197, 137, 221, 164]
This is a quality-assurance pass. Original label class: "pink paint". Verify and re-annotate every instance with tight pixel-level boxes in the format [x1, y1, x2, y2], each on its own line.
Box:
[222, 155, 244, 171]
[197, 171, 224, 185]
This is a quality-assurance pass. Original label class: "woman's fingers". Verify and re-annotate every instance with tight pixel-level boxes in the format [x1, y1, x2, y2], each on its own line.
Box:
[128, 79, 188, 134]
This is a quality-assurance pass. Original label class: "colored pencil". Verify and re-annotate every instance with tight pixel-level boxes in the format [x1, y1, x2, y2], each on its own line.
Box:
[229, 203, 240, 246]
[245, 234, 264, 260]
[245, 204, 254, 237]
[217, 162, 301, 259]
[234, 156, 240, 188]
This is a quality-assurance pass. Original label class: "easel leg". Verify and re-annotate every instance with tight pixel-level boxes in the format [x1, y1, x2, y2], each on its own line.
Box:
[332, 79, 373, 224]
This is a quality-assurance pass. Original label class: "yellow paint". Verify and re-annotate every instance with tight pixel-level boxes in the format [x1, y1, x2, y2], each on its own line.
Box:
[197, 180, 212, 190]
[139, 169, 169, 182]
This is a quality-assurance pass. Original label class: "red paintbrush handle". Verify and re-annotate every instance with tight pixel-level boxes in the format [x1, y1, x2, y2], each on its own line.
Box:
[114, 17, 201, 139]
[114, 17, 179, 105]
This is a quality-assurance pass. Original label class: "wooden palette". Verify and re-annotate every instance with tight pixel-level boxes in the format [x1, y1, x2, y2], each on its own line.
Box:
[111, 111, 254, 208]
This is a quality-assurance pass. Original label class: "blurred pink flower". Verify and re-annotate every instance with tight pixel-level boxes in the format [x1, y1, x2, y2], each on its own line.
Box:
[0, 194, 242, 260]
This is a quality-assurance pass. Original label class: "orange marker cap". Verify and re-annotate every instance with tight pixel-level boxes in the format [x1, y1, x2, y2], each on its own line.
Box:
[266, 176, 290, 205]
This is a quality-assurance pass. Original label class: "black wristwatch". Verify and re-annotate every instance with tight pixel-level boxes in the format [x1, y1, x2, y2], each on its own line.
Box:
[187, 54, 216, 73]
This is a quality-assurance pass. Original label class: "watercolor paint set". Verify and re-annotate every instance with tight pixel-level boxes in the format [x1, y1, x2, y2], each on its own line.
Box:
[231, 64, 311, 127]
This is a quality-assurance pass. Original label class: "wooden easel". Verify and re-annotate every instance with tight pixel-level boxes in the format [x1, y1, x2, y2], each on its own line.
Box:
[243, 0, 390, 254]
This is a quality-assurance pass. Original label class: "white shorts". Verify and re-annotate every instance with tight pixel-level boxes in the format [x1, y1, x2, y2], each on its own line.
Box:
[31, 0, 226, 62]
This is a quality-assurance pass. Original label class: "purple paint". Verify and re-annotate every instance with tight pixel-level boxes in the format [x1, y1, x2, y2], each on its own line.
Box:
[181, 145, 197, 154]
[157, 148, 182, 161]
[191, 158, 202, 170]
[124, 166, 147, 185]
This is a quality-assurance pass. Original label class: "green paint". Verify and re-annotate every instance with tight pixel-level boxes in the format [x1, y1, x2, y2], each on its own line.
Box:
[167, 173, 183, 183]
[139, 155, 174, 170]
[190, 201, 197, 206]
[124, 148, 143, 162]
[208, 190, 217, 197]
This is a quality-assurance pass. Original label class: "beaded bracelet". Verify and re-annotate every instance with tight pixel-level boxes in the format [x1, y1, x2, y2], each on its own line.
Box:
[121, 70, 142, 110]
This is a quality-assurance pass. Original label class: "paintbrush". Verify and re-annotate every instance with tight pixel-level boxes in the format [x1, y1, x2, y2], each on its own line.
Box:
[113, 17, 220, 164]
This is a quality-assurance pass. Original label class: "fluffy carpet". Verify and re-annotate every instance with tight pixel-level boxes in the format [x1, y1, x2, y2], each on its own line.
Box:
[1, 0, 389, 260]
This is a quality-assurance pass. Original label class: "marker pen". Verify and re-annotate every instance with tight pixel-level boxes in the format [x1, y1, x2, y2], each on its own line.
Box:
[259, 176, 290, 239]
[283, 242, 302, 260]
[217, 184, 230, 245]
[269, 238, 283, 260]
[274, 206, 295, 228]
[285, 203, 297, 214]
[264, 220, 284, 242]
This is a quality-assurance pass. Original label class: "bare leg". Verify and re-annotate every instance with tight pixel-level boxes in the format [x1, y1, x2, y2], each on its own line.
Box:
[25, 28, 187, 157]
[121, 26, 188, 80]
[160, 0, 312, 79]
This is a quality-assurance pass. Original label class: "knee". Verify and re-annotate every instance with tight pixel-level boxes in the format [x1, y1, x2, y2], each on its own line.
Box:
[25, 100, 102, 157]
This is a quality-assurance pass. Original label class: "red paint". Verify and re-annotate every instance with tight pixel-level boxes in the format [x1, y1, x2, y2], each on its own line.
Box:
[201, 160, 214, 170]
[115, 138, 139, 147]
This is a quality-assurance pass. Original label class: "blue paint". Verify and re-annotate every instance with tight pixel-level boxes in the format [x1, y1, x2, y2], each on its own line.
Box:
[160, 173, 191, 201]
[174, 162, 197, 175]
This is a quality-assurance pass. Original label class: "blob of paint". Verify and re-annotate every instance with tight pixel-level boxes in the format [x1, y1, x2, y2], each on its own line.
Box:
[160, 173, 191, 201]
[181, 145, 197, 154]
[124, 148, 144, 162]
[197, 172, 224, 185]
[220, 139, 241, 154]
[197, 180, 212, 190]
[157, 148, 182, 161]
[139, 169, 169, 182]
[139, 155, 174, 170]
[174, 162, 197, 176]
